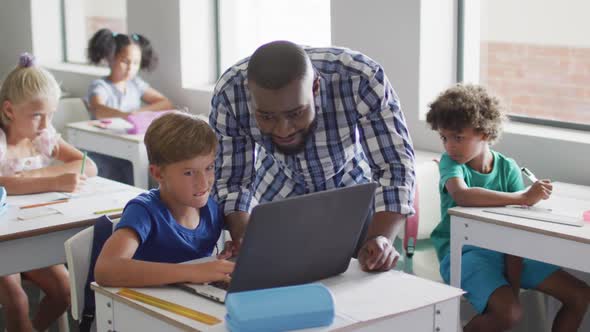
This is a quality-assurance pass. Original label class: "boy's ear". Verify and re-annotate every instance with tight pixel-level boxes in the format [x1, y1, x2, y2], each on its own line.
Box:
[149, 164, 164, 183]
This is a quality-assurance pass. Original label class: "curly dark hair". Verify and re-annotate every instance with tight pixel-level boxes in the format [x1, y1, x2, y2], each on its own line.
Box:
[426, 84, 506, 144]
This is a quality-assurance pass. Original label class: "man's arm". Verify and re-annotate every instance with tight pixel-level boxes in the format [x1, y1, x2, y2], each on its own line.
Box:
[209, 84, 257, 246]
[355, 66, 416, 271]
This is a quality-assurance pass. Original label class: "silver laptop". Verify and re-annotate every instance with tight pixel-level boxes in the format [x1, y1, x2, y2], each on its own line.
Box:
[176, 183, 377, 303]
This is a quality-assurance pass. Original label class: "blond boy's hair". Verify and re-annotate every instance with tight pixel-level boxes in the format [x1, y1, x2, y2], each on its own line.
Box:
[0, 63, 61, 128]
[144, 111, 217, 166]
[426, 84, 506, 144]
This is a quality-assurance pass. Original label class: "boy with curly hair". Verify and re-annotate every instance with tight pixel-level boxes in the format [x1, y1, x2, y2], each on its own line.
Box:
[426, 84, 589, 332]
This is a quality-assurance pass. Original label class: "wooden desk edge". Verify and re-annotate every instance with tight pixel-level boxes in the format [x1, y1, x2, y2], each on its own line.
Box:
[0, 213, 123, 242]
[449, 208, 590, 245]
[91, 284, 211, 332]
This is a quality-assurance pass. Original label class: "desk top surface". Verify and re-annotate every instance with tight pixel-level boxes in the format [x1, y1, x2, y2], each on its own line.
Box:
[449, 182, 590, 244]
[93, 260, 463, 332]
[66, 119, 144, 143]
[1, 177, 143, 241]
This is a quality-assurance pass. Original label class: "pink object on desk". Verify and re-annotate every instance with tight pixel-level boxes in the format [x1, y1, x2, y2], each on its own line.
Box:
[100, 119, 112, 124]
[126, 110, 173, 134]
[584, 210, 590, 222]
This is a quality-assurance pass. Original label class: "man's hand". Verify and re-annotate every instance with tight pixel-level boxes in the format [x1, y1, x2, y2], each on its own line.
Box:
[217, 239, 242, 259]
[358, 235, 400, 271]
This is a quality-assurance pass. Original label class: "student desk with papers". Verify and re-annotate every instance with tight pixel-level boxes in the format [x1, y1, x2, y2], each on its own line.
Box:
[0, 177, 143, 276]
[449, 182, 590, 288]
[92, 260, 464, 332]
[66, 119, 149, 189]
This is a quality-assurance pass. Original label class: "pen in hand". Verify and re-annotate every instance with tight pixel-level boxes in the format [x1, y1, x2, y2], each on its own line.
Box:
[521, 167, 538, 183]
[80, 151, 87, 175]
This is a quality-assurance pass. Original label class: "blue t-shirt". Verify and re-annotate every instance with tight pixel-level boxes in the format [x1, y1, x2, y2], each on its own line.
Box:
[430, 150, 524, 261]
[115, 189, 224, 263]
[85, 76, 150, 116]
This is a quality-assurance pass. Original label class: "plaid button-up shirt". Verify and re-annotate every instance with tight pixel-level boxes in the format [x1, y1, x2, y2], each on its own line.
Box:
[210, 47, 415, 217]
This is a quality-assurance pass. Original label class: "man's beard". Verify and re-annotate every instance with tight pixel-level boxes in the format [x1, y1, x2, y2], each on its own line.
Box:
[269, 118, 318, 155]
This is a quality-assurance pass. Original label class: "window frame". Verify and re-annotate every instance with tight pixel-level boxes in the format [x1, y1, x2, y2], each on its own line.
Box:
[457, 0, 590, 132]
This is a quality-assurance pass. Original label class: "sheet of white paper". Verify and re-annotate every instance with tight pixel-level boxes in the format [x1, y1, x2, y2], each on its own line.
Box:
[536, 195, 588, 219]
[67, 176, 131, 199]
[321, 261, 463, 322]
[17, 207, 60, 220]
[52, 191, 132, 217]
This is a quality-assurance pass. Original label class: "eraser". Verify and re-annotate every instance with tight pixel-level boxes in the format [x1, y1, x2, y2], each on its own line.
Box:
[100, 119, 112, 124]
[583, 210, 590, 222]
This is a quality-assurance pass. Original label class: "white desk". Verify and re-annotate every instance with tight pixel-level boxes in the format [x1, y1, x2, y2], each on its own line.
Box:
[92, 260, 463, 332]
[66, 120, 149, 189]
[0, 177, 143, 277]
[449, 182, 590, 288]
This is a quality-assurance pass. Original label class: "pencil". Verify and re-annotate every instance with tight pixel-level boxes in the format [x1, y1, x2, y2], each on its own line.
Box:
[80, 151, 87, 175]
[20, 199, 69, 210]
[93, 207, 124, 215]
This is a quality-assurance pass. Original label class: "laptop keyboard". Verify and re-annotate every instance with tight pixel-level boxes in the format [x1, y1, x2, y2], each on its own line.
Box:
[210, 281, 230, 290]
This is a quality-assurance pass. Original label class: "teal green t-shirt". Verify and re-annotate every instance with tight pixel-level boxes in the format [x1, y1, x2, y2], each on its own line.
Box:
[431, 150, 525, 261]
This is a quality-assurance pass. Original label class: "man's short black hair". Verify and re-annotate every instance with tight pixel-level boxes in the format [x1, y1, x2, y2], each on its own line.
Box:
[247, 40, 310, 90]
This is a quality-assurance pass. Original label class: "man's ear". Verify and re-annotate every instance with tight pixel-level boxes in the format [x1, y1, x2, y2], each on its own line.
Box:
[312, 76, 320, 96]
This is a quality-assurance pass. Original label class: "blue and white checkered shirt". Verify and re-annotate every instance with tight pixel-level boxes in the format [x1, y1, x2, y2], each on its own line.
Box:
[210, 47, 415, 216]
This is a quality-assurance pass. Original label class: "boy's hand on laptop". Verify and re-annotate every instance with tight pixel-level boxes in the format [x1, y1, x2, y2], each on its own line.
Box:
[522, 180, 552, 206]
[218, 240, 242, 259]
[188, 259, 235, 284]
[358, 236, 400, 272]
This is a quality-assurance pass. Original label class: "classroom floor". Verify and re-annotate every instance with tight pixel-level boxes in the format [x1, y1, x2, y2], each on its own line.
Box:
[0, 282, 78, 332]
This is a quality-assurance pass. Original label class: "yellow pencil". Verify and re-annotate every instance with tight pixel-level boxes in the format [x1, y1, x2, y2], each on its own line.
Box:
[93, 207, 124, 215]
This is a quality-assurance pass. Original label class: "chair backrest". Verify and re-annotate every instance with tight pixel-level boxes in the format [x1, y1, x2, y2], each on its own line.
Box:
[53, 98, 91, 138]
[64, 226, 93, 321]
[64, 218, 119, 321]
[415, 160, 441, 240]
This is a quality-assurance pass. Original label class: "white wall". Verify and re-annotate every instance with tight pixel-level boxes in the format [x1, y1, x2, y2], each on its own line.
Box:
[481, 0, 590, 47]
[1, 0, 589, 185]
[86, 0, 126, 18]
[0, 0, 33, 77]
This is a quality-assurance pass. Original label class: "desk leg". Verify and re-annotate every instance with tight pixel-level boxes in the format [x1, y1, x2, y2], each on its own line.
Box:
[450, 216, 468, 288]
[131, 143, 149, 189]
[434, 297, 460, 332]
[95, 292, 115, 332]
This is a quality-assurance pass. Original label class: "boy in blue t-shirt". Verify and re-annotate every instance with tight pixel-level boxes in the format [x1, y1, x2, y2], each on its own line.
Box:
[426, 84, 589, 332]
[95, 112, 234, 287]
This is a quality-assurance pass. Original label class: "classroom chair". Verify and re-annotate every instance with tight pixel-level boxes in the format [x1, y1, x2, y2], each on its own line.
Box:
[64, 217, 119, 332]
[53, 98, 91, 139]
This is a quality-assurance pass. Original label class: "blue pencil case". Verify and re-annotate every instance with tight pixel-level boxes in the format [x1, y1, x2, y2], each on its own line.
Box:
[225, 283, 335, 332]
[0, 187, 7, 216]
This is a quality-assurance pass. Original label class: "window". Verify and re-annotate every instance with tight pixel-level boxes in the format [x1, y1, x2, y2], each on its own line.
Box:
[180, 0, 331, 88]
[461, 0, 590, 129]
[62, 0, 127, 64]
[217, 0, 331, 73]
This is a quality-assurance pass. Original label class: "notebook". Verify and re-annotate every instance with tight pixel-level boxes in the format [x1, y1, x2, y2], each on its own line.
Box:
[484, 205, 584, 227]
[176, 183, 377, 303]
